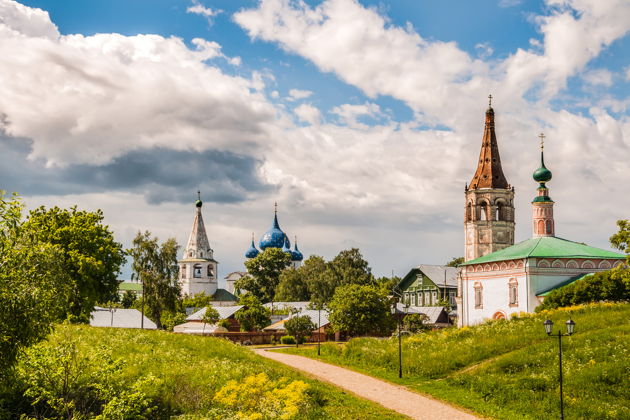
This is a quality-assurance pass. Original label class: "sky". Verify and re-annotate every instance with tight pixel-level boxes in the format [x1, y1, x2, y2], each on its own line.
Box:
[1, 0, 629, 285]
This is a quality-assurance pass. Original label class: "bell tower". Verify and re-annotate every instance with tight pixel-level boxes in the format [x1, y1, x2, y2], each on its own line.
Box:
[178, 192, 218, 296]
[464, 96, 515, 261]
[532, 133, 555, 237]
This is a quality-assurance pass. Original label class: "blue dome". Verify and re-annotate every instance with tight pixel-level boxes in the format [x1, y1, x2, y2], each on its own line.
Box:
[282, 236, 292, 254]
[259, 213, 288, 250]
[245, 238, 259, 259]
[291, 242, 303, 262]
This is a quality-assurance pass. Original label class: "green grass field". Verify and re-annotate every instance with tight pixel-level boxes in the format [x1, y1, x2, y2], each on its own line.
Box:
[6, 325, 405, 419]
[278, 303, 630, 420]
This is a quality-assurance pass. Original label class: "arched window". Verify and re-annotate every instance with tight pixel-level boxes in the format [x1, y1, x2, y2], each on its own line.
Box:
[180, 265, 186, 279]
[537, 220, 545, 234]
[545, 220, 553, 234]
[193, 264, 203, 278]
[207, 265, 214, 277]
[466, 202, 473, 221]
[496, 202, 505, 221]
[474, 283, 483, 309]
[480, 202, 488, 221]
[509, 278, 518, 306]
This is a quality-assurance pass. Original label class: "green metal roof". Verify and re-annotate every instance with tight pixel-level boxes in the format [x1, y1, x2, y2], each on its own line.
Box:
[212, 288, 237, 302]
[537, 273, 592, 296]
[118, 282, 142, 292]
[462, 236, 625, 266]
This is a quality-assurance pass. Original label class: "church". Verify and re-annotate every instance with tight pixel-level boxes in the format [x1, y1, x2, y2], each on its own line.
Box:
[456, 99, 625, 327]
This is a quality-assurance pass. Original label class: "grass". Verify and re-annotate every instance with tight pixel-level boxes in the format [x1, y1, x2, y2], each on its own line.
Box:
[277, 302, 630, 420]
[7, 325, 405, 419]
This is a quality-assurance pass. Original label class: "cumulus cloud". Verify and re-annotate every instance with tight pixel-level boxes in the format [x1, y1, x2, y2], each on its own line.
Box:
[0, 0, 273, 167]
[293, 104, 321, 125]
[582, 68, 613, 86]
[330, 102, 383, 128]
[287, 88, 313, 101]
[187, 0, 221, 24]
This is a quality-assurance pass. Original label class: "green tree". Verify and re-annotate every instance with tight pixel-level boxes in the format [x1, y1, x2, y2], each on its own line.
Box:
[22, 205, 126, 322]
[276, 267, 310, 301]
[128, 231, 180, 329]
[446, 257, 465, 267]
[201, 306, 221, 334]
[327, 248, 374, 287]
[403, 313, 430, 333]
[301, 256, 331, 304]
[328, 284, 393, 337]
[0, 192, 71, 378]
[120, 291, 137, 308]
[610, 219, 630, 262]
[234, 295, 270, 332]
[284, 315, 316, 345]
[181, 292, 214, 309]
[240, 248, 292, 303]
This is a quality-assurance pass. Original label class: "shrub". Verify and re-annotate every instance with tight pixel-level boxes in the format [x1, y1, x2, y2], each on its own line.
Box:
[281, 335, 297, 345]
[160, 311, 187, 332]
[217, 318, 231, 329]
[285, 315, 316, 345]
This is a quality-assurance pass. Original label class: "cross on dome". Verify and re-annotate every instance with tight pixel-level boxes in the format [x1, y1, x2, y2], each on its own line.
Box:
[538, 132, 545, 150]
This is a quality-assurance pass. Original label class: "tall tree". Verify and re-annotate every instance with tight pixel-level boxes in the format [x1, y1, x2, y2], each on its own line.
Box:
[328, 284, 393, 337]
[276, 268, 310, 302]
[128, 231, 180, 329]
[234, 295, 270, 332]
[446, 257, 465, 267]
[0, 192, 70, 377]
[240, 248, 291, 303]
[328, 248, 374, 287]
[22, 206, 126, 322]
[610, 219, 630, 263]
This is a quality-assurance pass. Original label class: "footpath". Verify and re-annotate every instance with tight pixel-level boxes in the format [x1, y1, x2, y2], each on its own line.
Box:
[255, 349, 482, 420]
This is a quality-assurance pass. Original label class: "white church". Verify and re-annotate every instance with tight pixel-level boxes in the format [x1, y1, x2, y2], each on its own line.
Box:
[456, 100, 625, 326]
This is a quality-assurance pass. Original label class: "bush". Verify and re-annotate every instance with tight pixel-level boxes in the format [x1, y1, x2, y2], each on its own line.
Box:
[536, 269, 630, 311]
[285, 315, 316, 345]
[160, 311, 187, 332]
[217, 318, 231, 329]
[281, 335, 297, 345]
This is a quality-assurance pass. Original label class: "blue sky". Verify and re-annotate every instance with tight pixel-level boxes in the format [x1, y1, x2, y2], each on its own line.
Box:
[1, 0, 629, 281]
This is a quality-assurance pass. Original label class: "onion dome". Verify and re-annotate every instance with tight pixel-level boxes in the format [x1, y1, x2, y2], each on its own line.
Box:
[533, 151, 552, 183]
[282, 236, 292, 254]
[291, 237, 303, 262]
[195, 190, 203, 208]
[259, 203, 288, 250]
[245, 234, 259, 259]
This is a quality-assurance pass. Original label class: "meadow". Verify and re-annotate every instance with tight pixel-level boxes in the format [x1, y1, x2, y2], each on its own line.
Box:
[279, 303, 630, 420]
[2, 325, 405, 419]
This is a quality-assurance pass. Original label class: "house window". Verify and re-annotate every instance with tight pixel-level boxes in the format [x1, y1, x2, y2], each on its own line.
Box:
[474, 283, 483, 309]
[193, 264, 203, 278]
[432, 291, 437, 305]
[509, 278, 518, 306]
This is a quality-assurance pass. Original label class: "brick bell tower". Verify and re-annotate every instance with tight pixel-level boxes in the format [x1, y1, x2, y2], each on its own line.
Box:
[464, 96, 515, 261]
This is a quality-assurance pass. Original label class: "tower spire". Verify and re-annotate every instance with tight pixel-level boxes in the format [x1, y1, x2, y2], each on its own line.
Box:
[532, 133, 555, 237]
[469, 96, 509, 189]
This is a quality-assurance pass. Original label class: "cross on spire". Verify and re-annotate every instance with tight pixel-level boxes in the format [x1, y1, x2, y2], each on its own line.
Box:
[197, 190, 201, 200]
[274, 201, 278, 215]
[538, 132, 545, 150]
[488, 94, 493, 107]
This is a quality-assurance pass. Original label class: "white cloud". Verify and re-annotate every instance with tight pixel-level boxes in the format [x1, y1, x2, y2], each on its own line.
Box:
[187, 0, 221, 24]
[499, 0, 522, 7]
[330, 102, 383, 128]
[582, 68, 613, 86]
[287, 88, 313, 101]
[475, 42, 494, 59]
[0, 0, 274, 166]
[293, 103, 321, 125]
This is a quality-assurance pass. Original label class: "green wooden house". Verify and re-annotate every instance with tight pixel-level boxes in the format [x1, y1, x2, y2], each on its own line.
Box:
[397, 265, 458, 308]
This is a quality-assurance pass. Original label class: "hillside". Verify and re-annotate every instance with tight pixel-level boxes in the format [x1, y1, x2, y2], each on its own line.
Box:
[3, 325, 404, 419]
[279, 303, 630, 420]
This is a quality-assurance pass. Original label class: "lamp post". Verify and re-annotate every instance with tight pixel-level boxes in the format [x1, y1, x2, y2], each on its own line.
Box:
[391, 286, 408, 379]
[109, 305, 117, 327]
[543, 318, 576, 420]
[317, 303, 322, 356]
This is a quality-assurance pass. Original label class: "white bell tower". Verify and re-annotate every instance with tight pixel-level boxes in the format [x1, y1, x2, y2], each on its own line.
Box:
[178, 192, 218, 296]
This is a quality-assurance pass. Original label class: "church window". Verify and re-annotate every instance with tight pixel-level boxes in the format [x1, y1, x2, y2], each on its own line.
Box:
[509, 278, 518, 306]
[189, 251, 193, 258]
[480, 202, 488, 221]
[207, 265, 214, 277]
[474, 283, 483, 309]
[193, 264, 203, 278]
[496, 202, 505, 221]
[466, 203, 473, 222]
[537, 220, 545, 234]
[200, 251, 203, 258]
[180, 265, 186, 279]
[545, 220, 553, 234]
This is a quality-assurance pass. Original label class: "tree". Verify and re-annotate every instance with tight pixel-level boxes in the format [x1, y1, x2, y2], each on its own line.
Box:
[201, 306, 220, 334]
[0, 192, 71, 378]
[128, 231, 180, 329]
[284, 315, 316, 345]
[610, 219, 630, 263]
[328, 284, 393, 337]
[327, 248, 374, 287]
[240, 248, 292, 303]
[234, 295, 270, 332]
[301, 256, 332, 305]
[22, 205, 126, 322]
[403, 313, 430, 333]
[276, 267, 310, 301]
[182, 292, 214, 309]
[446, 257, 465, 267]
[120, 291, 137, 308]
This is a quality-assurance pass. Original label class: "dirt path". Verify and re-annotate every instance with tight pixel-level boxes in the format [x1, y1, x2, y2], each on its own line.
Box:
[255, 349, 482, 420]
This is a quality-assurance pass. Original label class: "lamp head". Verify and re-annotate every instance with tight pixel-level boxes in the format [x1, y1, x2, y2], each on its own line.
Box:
[543, 319, 553, 335]
[565, 319, 575, 335]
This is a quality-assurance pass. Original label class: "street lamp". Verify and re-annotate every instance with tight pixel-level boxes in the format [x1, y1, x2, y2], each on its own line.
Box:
[543, 318, 576, 420]
[391, 286, 407, 379]
[317, 303, 323, 356]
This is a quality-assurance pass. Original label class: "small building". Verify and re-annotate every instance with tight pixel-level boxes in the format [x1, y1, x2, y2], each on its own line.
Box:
[263, 309, 333, 341]
[397, 265, 458, 309]
[90, 307, 156, 329]
[224, 271, 247, 295]
[174, 305, 244, 333]
[393, 303, 450, 326]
